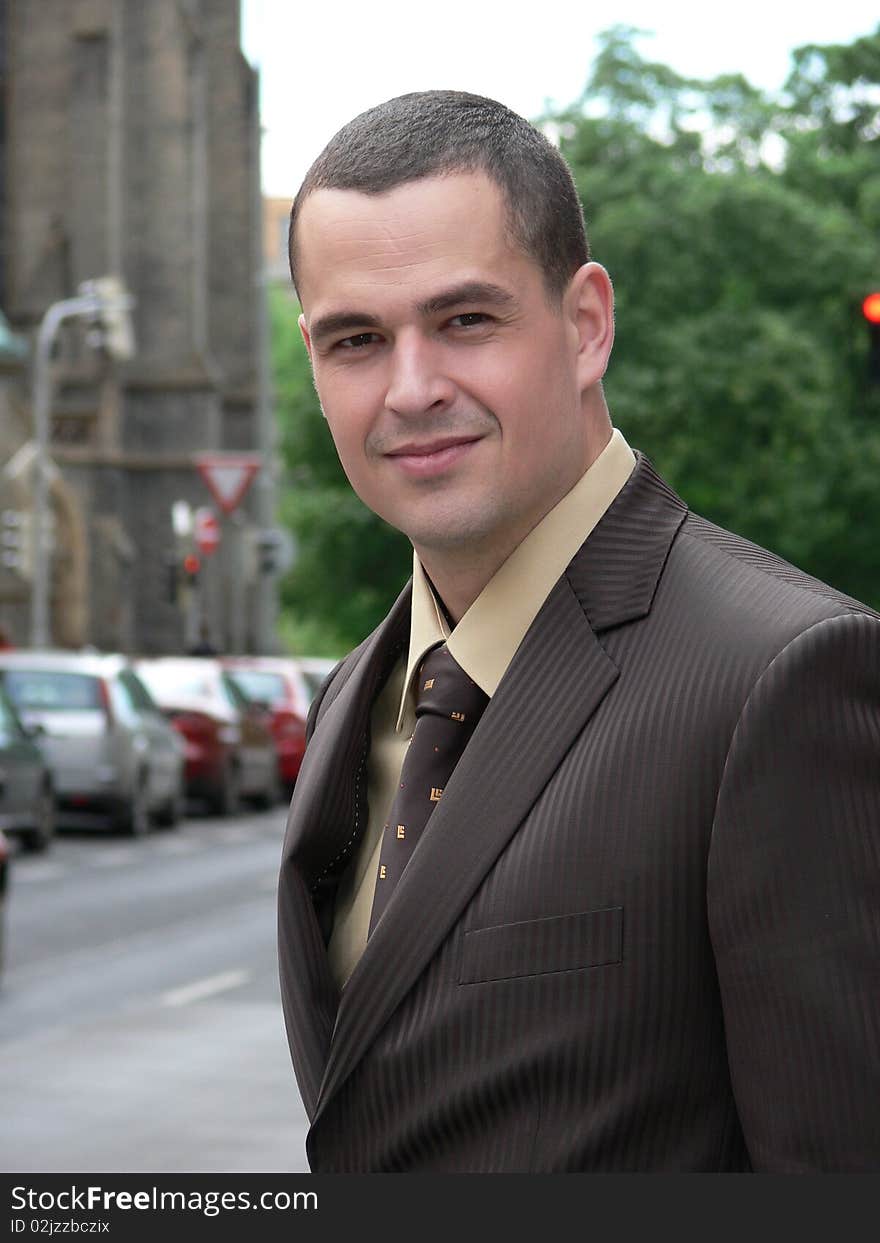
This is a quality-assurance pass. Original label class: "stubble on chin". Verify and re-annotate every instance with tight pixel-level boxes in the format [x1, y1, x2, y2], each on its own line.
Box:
[396, 490, 505, 560]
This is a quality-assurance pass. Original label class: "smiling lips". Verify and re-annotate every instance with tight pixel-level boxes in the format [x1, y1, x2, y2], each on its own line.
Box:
[385, 435, 483, 479]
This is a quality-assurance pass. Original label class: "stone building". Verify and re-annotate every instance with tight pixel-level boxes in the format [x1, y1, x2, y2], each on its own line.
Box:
[0, 0, 276, 654]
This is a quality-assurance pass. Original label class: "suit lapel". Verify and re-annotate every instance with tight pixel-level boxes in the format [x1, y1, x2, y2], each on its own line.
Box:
[278, 585, 410, 1117]
[280, 584, 411, 883]
[310, 452, 689, 1120]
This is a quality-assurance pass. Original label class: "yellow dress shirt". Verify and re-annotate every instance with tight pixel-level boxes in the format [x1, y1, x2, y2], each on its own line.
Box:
[327, 427, 636, 988]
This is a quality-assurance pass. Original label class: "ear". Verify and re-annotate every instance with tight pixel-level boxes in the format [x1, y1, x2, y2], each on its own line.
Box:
[565, 262, 615, 391]
[298, 311, 327, 417]
[298, 312, 313, 362]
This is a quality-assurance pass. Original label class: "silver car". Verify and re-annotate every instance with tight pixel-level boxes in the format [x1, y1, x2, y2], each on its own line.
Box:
[0, 651, 185, 835]
[0, 677, 55, 853]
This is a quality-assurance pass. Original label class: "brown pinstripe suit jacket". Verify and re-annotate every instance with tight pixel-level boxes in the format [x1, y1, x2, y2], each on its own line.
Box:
[277, 453, 880, 1171]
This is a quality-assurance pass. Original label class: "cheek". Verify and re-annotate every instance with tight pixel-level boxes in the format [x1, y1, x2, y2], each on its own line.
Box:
[490, 356, 578, 474]
[326, 417, 368, 483]
[316, 373, 372, 455]
[477, 363, 547, 444]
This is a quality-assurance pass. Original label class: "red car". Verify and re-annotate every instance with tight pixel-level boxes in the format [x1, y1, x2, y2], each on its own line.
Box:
[222, 657, 310, 795]
[135, 657, 280, 815]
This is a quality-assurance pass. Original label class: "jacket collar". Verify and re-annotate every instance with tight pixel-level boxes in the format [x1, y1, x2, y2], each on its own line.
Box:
[566, 450, 688, 633]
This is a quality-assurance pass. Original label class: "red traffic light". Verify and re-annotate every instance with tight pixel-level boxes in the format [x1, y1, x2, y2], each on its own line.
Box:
[183, 553, 201, 576]
[863, 292, 880, 324]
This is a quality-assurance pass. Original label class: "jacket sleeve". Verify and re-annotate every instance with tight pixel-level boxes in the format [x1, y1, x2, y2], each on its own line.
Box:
[708, 611, 880, 1171]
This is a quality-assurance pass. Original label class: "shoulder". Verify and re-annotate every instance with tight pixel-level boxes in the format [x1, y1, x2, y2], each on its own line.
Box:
[662, 509, 879, 653]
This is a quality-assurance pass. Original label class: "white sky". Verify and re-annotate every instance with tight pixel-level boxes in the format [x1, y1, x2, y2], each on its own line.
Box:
[241, 1, 879, 197]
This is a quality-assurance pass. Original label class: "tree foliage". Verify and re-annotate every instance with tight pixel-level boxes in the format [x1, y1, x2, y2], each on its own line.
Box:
[270, 25, 880, 652]
[558, 23, 880, 608]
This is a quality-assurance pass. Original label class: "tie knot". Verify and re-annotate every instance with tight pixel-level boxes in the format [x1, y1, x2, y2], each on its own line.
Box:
[415, 645, 488, 725]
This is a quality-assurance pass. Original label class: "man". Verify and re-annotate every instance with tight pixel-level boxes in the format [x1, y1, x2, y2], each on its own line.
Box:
[278, 90, 880, 1172]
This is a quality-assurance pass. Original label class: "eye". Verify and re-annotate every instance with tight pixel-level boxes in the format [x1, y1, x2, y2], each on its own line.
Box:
[335, 332, 381, 350]
[449, 312, 491, 329]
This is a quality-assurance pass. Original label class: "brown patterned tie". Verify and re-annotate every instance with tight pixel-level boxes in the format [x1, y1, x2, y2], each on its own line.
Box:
[368, 644, 489, 937]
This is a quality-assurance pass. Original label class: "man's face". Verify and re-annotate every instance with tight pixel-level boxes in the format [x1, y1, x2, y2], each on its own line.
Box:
[296, 171, 608, 563]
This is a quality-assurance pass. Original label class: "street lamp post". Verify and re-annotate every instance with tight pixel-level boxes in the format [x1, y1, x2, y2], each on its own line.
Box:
[30, 278, 135, 648]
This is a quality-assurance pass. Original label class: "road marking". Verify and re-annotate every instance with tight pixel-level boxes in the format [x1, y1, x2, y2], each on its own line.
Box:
[91, 848, 139, 868]
[160, 968, 251, 1007]
[153, 838, 200, 855]
[11, 862, 68, 882]
[216, 826, 250, 844]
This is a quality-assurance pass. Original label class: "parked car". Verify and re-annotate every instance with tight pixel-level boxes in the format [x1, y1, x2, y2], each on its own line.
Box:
[0, 677, 55, 852]
[296, 656, 340, 705]
[0, 828, 9, 978]
[0, 651, 185, 836]
[222, 656, 309, 793]
[134, 657, 280, 815]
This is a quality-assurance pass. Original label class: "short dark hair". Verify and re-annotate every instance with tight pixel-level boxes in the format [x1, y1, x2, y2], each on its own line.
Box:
[289, 90, 590, 302]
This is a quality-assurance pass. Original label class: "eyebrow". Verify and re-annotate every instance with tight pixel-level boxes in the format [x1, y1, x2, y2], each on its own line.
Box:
[308, 311, 381, 347]
[308, 281, 518, 347]
[418, 281, 518, 317]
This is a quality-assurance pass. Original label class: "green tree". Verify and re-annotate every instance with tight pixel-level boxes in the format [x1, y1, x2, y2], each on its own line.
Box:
[555, 24, 880, 606]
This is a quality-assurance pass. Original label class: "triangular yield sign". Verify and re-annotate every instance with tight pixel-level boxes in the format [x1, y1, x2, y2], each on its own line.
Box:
[195, 454, 262, 514]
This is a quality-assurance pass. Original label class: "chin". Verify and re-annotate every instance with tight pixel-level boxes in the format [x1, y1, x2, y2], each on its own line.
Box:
[399, 508, 501, 554]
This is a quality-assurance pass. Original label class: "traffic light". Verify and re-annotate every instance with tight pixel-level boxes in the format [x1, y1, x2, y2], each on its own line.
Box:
[182, 552, 201, 587]
[1, 508, 33, 578]
[863, 292, 880, 385]
[255, 530, 279, 574]
[79, 275, 136, 361]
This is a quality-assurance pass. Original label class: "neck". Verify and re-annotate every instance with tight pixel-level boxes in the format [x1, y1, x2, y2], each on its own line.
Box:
[417, 544, 515, 627]
[416, 414, 613, 625]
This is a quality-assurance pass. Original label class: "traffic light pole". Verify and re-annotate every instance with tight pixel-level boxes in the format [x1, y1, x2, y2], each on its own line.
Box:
[31, 295, 92, 648]
[30, 281, 135, 647]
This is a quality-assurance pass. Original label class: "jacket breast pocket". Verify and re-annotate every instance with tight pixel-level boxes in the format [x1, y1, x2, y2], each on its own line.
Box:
[459, 906, 623, 985]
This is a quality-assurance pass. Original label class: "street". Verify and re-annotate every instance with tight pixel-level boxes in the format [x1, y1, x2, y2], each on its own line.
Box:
[0, 804, 310, 1174]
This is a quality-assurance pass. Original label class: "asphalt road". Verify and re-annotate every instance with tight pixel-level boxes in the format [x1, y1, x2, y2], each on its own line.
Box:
[0, 804, 310, 1173]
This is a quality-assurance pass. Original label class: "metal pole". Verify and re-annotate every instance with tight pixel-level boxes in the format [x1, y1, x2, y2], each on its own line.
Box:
[31, 314, 54, 647]
[227, 510, 246, 654]
[31, 296, 94, 647]
[29, 285, 134, 648]
[250, 65, 278, 653]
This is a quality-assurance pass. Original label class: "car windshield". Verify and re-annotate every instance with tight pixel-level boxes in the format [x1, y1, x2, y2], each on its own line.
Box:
[137, 665, 215, 701]
[226, 670, 286, 704]
[2, 669, 103, 711]
[0, 683, 25, 736]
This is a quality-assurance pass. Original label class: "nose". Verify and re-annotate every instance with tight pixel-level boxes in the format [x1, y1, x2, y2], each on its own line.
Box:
[384, 331, 455, 417]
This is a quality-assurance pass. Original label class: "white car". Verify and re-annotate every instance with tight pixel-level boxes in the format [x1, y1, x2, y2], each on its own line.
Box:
[0, 650, 186, 835]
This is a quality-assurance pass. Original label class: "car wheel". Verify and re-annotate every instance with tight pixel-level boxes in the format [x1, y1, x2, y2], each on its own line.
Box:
[155, 779, 185, 829]
[253, 765, 282, 810]
[117, 773, 150, 837]
[211, 762, 241, 817]
[24, 783, 56, 853]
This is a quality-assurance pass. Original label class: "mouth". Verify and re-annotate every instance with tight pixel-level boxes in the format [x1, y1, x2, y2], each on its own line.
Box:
[384, 435, 483, 479]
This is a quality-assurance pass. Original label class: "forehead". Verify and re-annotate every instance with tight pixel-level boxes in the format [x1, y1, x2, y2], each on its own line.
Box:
[295, 172, 532, 311]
